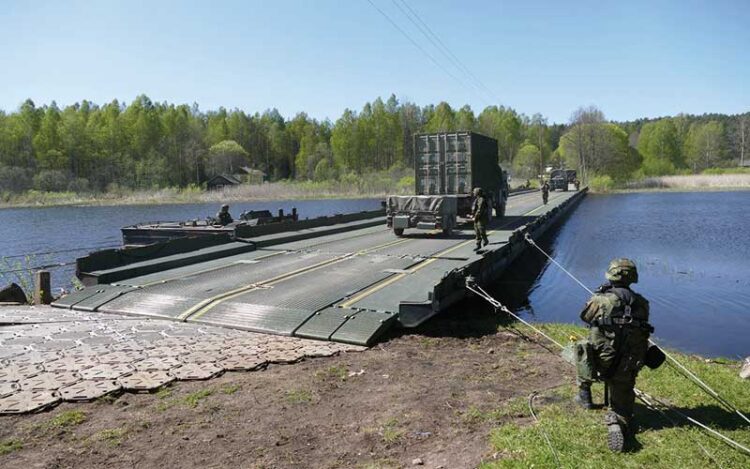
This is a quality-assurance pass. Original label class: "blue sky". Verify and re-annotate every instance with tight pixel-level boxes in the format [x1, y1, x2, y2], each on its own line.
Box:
[1, 0, 748, 123]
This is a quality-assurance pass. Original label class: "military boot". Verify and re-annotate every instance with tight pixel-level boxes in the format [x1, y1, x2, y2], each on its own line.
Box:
[574, 384, 594, 409]
[604, 411, 625, 453]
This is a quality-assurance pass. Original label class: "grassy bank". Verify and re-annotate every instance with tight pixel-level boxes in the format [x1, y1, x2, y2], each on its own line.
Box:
[588, 171, 750, 193]
[0, 179, 405, 209]
[480, 323, 750, 468]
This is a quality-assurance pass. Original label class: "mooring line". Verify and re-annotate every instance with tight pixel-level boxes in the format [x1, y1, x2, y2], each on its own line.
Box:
[528, 391, 562, 468]
[522, 233, 750, 426]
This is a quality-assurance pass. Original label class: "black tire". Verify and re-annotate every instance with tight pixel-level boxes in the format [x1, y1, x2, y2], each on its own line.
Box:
[496, 200, 506, 218]
[442, 226, 452, 236]
[394, 228, 404, 237]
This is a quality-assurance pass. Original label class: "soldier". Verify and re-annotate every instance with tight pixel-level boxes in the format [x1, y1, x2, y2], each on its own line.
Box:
[574, 178, 581, 191]
[216, 204, 234, 226]
[471, 187, 489, 251]
[541, 180, 550, 204]
[574, 258, 654, 452]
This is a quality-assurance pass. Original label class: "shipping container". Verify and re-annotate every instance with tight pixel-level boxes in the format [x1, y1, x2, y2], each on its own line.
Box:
[414, 131, 501, 196]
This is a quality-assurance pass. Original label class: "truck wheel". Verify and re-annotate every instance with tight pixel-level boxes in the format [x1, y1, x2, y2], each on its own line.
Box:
[394, 228, 404, 237]
[496, 201, 506, 218]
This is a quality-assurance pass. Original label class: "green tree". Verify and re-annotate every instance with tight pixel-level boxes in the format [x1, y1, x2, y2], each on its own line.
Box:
[637, 119, 681, 175]
[684, 121, 726, 172]
[207, 140, 249, 176]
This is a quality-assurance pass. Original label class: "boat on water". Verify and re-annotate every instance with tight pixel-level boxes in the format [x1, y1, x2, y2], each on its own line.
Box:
[121, 207, 299, 247]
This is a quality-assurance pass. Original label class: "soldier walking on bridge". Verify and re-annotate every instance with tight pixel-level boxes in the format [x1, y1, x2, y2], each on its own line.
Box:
[471, 187, 489, 251]
[541, 180, 550, 205]
[573, 258, 655, 452]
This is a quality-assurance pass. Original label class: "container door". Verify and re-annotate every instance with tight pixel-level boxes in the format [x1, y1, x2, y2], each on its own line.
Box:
[416, 134, 442, 195]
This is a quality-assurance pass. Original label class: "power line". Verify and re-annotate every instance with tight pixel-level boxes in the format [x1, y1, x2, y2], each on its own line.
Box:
[389, 0, 490, 104]
[364, 0, 484, 103]
[396, 0, 502, 104]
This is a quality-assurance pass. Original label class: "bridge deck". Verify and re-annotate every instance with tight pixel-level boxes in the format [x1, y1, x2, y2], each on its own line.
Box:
[54, 191, 580, 345]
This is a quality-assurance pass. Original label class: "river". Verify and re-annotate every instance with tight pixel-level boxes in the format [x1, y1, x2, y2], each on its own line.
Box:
[1, 192, 748, 358]
[497, 191, 750, 359]
[0, 198, 382, 293]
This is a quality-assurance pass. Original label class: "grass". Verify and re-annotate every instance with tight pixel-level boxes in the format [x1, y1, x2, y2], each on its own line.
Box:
[95, 428, 127, 446]
[314, 365, 349, 382]
[624, 173, 750, 191]
[0, 439, 23, 455]
[44, 410, 87, 430]
[480, 323, 750, 468]
[380, 418, 405, 445]
[183, 388, 214, 408]
[220, 384, 241, 395]
[0, 169, 413, 209]
[285, 388, 313, 404]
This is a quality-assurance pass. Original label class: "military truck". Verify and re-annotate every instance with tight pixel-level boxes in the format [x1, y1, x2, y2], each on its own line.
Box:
[549, 169, 569, 191]
[387, 131, 509, 236]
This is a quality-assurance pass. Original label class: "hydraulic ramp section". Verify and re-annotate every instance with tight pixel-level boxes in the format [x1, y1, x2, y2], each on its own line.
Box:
[54, 190, 585, 346]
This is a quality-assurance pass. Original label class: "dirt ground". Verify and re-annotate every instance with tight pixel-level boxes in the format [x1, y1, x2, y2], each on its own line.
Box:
[0, 308, 573, 469]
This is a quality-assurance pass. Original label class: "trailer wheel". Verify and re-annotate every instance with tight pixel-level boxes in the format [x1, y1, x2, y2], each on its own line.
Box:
[394, 228, 404, 237]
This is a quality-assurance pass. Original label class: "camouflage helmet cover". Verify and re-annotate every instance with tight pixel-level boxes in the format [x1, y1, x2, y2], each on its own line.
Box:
[605, 258, 638, 284]
[221, 204, 229, 211]
[472, 187, 483, 196]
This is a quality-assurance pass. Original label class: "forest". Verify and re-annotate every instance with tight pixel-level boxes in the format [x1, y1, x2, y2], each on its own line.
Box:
[0, 94, 748, 196]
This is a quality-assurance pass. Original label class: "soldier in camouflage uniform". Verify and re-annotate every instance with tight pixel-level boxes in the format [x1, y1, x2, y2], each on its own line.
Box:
[216, 204, 234, 226]
[574, 258, 653, 452]
[541, 180, 550, 204]
[471, 187, 489, 251]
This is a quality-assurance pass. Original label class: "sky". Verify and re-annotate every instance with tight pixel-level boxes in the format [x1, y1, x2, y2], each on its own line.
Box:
[1, 0, 748, 123]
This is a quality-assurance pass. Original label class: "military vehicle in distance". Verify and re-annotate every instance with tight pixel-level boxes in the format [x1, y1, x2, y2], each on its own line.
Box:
[550, 169, 569, 191]
[387, 131, 509, 236]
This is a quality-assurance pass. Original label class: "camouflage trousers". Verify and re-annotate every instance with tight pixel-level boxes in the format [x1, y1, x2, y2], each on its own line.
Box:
[474, 220, 488, 246]
[575, 328, 644, 426]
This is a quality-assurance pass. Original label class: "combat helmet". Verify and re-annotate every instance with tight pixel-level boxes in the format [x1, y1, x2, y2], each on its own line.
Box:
[605, 258, 638, 285]
[221, 204, 229, 211]
[472, 187, 483, 196]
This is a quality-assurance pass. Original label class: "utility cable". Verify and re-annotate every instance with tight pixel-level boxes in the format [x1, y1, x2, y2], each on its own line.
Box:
[466, 280, 749, 458]
[390, 0, 489, 104]
[395, 0, 500, 103]
[364, 0, 483, 102]
[523, 233, 750, 425]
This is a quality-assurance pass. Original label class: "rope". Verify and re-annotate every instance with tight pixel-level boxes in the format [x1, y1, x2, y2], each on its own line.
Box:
[466, 278, 750, 458]
[528, 391, 561, 468]
[635, 391, 723, 467]
[523, 233, 750, 425]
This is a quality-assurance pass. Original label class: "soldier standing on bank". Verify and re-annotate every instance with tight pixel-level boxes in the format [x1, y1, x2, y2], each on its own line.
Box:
[574, 258, 655, 452]
[471, 187, 489, 251]
[541, 180, 550, 204]
[216, 204, 234, 226]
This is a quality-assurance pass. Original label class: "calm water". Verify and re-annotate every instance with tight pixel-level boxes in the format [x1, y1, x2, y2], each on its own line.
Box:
[0, 198, 382, 293]
[2, 193, 748, 358]
[497, 191, 750, 359]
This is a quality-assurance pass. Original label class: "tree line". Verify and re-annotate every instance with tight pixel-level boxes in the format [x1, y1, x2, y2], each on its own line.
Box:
[0, 94, 748, 194]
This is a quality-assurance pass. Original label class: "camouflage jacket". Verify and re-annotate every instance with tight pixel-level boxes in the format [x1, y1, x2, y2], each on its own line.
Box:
[579, 285, 652, 377]
[471, 196, 489, 223]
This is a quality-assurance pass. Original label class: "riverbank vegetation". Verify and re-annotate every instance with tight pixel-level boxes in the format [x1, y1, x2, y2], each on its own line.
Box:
[1, 96, 748, 205]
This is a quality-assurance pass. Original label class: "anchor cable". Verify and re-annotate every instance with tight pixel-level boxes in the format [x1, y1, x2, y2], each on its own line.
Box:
[528, 391, 562, 468]
[522, 233, 750, 425]
[465, 280, 750, 458]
